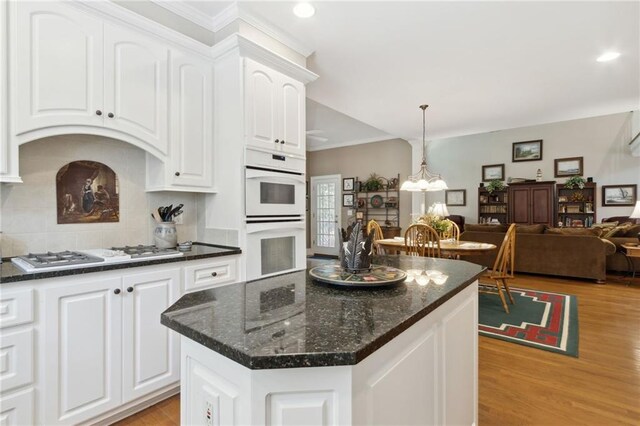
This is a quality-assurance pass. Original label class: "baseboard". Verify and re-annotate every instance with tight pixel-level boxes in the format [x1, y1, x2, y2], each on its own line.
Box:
[90, 384, 180, 425]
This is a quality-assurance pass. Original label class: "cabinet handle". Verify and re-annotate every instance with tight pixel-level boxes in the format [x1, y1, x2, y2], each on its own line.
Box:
[127, 287, 134, 293]
[114, 288, 121, 295]
[175, 172, 180, 177]
[211, 272, 218, 277]
[96, 110, 102, 116]
[280, 140, 285, 144]
[275, 139, 280, 144]
[108, 112, 114, 118]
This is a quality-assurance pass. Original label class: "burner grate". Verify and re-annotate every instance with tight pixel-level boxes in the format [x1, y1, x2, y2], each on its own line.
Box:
[110, 245, 180, 259]
[19, 251, 104, 268]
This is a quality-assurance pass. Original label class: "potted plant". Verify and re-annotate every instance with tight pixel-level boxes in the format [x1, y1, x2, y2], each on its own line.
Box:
[363, 173, 384, 191]
[564, 176, 586, 189]
[486, 179, 505, 194]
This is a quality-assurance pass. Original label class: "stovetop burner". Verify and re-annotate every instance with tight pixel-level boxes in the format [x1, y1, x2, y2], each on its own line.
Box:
[110, 245, 180, 259]
[19, 251, 104, 268]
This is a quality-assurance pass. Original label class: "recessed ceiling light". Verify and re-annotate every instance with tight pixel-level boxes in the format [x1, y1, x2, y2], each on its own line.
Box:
[293, 3, 315, 18]
[597, 51, 620, 62]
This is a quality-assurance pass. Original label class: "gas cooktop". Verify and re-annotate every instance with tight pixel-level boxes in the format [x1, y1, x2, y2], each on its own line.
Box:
[11, 245, 184, 273]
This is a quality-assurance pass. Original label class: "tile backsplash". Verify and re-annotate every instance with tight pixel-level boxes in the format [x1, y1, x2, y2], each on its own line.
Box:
[0, 135, 199, 257]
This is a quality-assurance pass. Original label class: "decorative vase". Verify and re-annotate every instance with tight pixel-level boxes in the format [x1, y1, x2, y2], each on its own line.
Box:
[154, 222, 177, 248]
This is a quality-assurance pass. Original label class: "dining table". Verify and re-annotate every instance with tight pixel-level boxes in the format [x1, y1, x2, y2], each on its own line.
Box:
[375, 237, 497, 257]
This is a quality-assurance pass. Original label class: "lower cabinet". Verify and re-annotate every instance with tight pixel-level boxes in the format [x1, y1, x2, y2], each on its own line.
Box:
[42, 268, 180, 425]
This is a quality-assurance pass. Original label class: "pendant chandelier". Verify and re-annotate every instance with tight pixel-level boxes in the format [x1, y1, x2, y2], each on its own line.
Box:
[400, 105, 447, 192]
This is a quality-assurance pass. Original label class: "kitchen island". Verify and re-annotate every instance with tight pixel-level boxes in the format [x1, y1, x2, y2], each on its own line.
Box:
[161, 255, 484, 425]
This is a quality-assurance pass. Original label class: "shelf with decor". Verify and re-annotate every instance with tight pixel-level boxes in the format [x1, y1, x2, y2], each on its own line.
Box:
[556, 181, 597, 228]
[478, 185, 509, 224]
[354, 173, 401, 237]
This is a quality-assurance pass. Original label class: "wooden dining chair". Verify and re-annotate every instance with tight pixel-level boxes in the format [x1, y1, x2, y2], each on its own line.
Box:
[479, 223, 516, 313]
[440, 219, 460, 242]
[404, 224, 441, 258]
[367, 220, 385, 254]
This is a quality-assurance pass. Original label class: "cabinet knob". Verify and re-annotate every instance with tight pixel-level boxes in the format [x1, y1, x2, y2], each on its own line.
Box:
[280, 140, 285, 144]
[175, 172, 180, 177]
[127, 287, 134, 293]
[275, 139, 280, 144]
[211, 272, 218, 277]
[108, 112, 114, 118]
[114, 288, 121, 295]
[96, 110, 102, 116]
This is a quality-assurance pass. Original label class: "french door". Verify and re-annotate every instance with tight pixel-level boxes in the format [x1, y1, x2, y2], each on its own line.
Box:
[310, 175, 341, 256]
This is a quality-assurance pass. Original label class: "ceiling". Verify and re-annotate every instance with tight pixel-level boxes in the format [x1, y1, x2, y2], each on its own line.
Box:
[183, 1, 640, 146]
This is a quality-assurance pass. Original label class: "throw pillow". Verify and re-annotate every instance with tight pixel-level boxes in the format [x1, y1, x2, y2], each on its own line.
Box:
[602, 224, 632, 238]
[545, 227, 602, 236]
[515, 224, 546, 234]
[623, 225, 640, 237]
[465, 224, 508, 232]
[592, 221, 618, 229]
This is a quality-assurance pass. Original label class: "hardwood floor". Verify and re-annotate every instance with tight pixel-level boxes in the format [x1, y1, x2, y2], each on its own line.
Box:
[113, 273, 640, 426]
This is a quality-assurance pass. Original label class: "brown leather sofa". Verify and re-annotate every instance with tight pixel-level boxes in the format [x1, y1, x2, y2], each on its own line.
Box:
[460, 224, 616, 282]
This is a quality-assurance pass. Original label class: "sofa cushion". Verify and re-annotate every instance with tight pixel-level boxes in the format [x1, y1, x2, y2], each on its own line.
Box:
[465, 224, 508, 232]
[545, 227, 603, 237]
[515, 224, 546, 234]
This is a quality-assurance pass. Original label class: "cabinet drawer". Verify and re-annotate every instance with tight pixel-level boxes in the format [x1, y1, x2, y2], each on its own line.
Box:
[0, 329, 33, 393]
[0, 388, 34, 426]
[0, 289, 33, 329]
[183, 257, 239, 293]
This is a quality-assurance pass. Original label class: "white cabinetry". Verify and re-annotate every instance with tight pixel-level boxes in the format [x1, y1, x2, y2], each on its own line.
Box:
[12, 1, 169, 158]
[0, 0, 19, 183]
[146, 50, 214, 191]
[42, 268, 179, 425]
[244, 58, 305, 157]
[0, 288, 35, 426]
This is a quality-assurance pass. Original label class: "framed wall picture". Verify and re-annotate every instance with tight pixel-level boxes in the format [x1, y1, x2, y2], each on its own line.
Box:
[512, 140, 543, 162]
[343, 193, 354, 207]
[482, 164, 505, 182]
[554, 157, 583, 177]
[602, 184, 637, 206]
[445, 189, 466, 206]
[342, 177, 355, 191]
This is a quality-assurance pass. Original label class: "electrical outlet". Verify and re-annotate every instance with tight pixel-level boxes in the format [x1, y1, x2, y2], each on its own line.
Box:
[205, 400, 213, 426]
[174, 213, 184, 225]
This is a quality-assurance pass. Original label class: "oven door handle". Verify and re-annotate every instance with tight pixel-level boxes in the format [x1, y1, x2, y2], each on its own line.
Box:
[246, 169, 305, 184]
[246, 221, 305, 233]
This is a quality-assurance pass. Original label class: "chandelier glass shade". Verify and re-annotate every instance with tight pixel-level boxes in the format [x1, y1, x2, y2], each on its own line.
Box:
[400, 105, 447, 192]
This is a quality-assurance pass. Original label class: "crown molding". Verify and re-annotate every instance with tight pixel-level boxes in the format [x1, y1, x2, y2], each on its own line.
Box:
[211, 34, 318, 84]
[75, 0, 210, 57]
[150, 0, 215, 31]
[306, 135, 399, 152]
[152, 0, 314, 58]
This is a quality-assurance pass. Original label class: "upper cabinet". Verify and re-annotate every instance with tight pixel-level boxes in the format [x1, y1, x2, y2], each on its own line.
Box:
[245, 58, 305, 158]
[146, 49, 214, 191]
[13, 2, 169, 158]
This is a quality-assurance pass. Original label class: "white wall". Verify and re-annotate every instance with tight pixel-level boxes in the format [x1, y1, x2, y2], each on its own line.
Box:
[415, 111, 640, 223]
[0, 135, 198, 257]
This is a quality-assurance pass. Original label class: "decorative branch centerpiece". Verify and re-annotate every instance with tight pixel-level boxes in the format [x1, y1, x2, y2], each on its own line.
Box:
[339, 222, 375, 273]
[309, 222, 407, 287]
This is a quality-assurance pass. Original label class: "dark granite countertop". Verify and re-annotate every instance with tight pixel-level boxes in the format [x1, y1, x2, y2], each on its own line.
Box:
[161, 255, 485, 370]
[0, 242, 241, 284]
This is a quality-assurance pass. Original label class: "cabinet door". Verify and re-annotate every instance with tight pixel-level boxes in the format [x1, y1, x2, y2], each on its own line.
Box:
[42, 277, 123, 425]
[279, 74, 305, 157]
[509, 187, 531, 224]
[104, 23, 169, 155]
[245, 58, 278, 150]
[13, 1, 104, 135]
[0, 388, 34, 426]
[531, 186, 553, 225]
[170, 50, 213, 188]
[122, 268, 180, 402]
